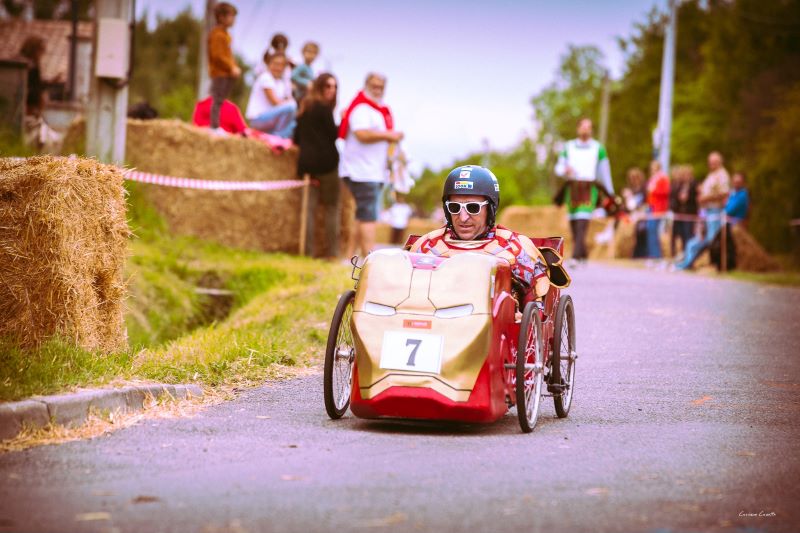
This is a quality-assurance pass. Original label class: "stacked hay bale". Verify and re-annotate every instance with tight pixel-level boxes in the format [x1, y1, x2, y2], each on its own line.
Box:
[731, 225, 781, 272]
[0, 156, 129, 351]
[124, 119, 355, 255]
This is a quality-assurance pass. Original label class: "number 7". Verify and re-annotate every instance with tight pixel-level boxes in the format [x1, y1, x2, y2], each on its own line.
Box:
[406, 338, 422, 366]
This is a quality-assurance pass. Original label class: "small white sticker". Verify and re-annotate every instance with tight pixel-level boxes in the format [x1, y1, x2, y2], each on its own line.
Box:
[380, 331, 444, 374]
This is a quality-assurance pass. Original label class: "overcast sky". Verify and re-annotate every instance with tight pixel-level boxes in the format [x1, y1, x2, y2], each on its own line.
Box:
[137, 0, 667, 173]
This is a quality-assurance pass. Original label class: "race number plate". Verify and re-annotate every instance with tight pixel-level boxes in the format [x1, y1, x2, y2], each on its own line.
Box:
[380, 331, 444, 374]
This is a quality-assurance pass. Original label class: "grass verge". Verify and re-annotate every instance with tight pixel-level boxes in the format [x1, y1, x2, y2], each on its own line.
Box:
[1, 241, 350, 401]
[2, 179, 352, 405]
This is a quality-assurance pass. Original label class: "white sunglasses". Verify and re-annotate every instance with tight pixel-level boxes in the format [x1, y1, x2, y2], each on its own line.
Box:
[445, 200, 489, 216]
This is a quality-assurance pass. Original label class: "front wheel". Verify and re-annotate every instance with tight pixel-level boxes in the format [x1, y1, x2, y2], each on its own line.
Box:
[516, 302, 544, 433]
[323, 290, 356, 419]
[552, 295, 576, 418]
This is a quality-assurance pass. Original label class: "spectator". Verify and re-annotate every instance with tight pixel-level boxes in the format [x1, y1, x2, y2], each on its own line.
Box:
[554, 117, 614, 266]
[339, 73, 404, 259]
[645, 160, 670, 259]
[726, 172, 750, 223]
[622, 167, 648, 258]
[669, 164, 698, 256]
[258, 33, 293, 81]
[294, 73, 340, 259]
[385, 193, 413, 245]
[19, 36, 46, 117]
[292, 42, 319, 102]
[19, 36, 62, 151]
[128, 101, 159, 120]
[246, 53, 296, 138]
[207, 2, 241, 132]
[192, 97, 246, 134]
[674, 151, 731, 270]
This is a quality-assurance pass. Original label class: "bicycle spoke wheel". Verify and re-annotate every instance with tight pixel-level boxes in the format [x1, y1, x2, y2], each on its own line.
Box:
[516, 302, 544, 433]
[324, 290, 356, 419]
[552, 295, 576, 418]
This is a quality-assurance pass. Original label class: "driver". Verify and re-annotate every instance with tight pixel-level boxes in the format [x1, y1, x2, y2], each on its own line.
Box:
[409, 165, 560, 303]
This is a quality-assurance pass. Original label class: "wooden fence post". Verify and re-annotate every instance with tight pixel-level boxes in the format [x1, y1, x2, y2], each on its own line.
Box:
[298, 173, 311, 255]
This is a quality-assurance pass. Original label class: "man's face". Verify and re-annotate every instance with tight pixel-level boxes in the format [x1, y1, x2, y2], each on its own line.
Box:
[708, 153, 722, 171]
[577, 119, 592, 139]
[365, 77, 386, 101]
[449, 194, 489, 240]
[732, 173, 744, 190]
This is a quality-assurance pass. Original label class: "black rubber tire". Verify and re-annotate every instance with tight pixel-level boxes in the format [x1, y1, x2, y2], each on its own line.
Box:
[323, 290, 356, 419]
[516, 302, 544, 433]
[552, 295, 576, 418]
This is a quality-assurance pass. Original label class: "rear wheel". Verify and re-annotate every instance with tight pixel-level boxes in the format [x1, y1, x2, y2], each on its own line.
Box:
[516, 302, 544, 433]
[323, 290, 356, 419]
[552, 295, 576, 418]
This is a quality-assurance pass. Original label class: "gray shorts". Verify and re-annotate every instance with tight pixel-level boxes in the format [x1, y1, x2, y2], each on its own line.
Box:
[343, 178, 383, 222]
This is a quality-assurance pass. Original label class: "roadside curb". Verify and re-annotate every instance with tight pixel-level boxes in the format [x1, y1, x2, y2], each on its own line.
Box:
[0, 384, 203, 441]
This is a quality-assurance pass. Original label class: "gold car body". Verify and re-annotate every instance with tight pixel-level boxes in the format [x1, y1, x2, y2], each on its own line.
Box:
[352, 249, 510, 402]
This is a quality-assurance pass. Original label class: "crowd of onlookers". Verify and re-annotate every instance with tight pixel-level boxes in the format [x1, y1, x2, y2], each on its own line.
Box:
[620, 150, 750, 270]
[204, 2, 407, 262]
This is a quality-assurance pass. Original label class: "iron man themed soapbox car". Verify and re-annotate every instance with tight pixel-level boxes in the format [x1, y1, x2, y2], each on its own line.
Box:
[323, 236, 576, 433]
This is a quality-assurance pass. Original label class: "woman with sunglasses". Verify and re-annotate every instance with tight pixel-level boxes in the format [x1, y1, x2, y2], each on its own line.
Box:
[294, 73, 341, 259]
[409, 166, 560, 305]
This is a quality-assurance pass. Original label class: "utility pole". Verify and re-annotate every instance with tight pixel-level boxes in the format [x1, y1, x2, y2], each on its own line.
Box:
[86, 0, 133, 164]
[655, 0, 677, 171]
[197, 0, 216, 100]
[598, 70, 611, 146]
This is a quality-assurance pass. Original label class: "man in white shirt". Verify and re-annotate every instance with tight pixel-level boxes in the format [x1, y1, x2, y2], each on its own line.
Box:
[554, 118, 614, 264]
[246, 53, 296, 138]
[339, 73, 404, 258]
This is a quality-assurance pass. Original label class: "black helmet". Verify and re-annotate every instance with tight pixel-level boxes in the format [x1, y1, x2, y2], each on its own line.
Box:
[442, 165, 500, 228]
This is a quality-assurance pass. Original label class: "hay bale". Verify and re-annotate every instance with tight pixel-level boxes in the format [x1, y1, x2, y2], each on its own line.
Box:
[124, 119, 304, 252]
[0, 156, 129, 351]
[498, 205, 570, 239]
[731, 225, 781, 272]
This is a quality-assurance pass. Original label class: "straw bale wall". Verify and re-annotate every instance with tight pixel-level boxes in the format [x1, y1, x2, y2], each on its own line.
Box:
[0, 156, 129, 351]
[125, 119, 354, 255]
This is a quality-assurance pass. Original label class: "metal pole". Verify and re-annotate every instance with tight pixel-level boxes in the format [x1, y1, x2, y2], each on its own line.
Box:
[86, 0, 132, 164]
[656, 0, 677, 172]
[598, 70, 611, 146]
[197, 0, 216, 100]
[68, 0, 78, 101]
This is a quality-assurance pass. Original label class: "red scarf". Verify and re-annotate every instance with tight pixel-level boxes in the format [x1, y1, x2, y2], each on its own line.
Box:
[338, 90, 393, 139]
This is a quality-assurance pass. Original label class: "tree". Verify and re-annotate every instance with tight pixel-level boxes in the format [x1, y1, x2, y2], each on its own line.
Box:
[129, 9, 249, 121]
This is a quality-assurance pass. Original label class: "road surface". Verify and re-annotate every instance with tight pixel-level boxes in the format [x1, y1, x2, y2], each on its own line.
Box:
[2, 263, 799, 533]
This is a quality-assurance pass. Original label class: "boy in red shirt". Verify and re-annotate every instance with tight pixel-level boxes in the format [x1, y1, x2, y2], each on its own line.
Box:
[207, 2, 241, 131]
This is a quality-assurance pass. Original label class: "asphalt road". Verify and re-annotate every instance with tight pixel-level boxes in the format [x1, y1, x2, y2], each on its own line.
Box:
[2, 263, 799, 533]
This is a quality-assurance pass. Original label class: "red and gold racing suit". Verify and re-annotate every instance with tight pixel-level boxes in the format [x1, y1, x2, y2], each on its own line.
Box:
[409, 225, 550, 300]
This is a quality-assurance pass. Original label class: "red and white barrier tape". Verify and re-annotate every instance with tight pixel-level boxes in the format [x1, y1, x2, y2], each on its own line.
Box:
[125, 170, 309, 191]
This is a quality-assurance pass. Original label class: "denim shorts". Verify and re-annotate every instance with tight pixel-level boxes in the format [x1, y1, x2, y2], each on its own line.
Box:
[343, 178, 383, 222]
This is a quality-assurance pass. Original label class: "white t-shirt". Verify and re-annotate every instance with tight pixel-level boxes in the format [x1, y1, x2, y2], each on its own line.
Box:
[386, 202, 413, 229]
[246, 72, 292, 119]
[339, 103, 389, 183]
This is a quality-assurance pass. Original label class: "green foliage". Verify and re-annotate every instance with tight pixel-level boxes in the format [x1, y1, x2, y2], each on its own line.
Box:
[534, 0, 800, 252]
[532, 45, 608, 145]
[129, 9, 250, 120]
[407, 139, 551, 216]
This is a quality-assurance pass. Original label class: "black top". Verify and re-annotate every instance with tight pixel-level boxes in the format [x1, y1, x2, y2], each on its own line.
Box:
[26, 66, 43, 112]
[293, 102, 339, 175]
[670, 178, 698, 214]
